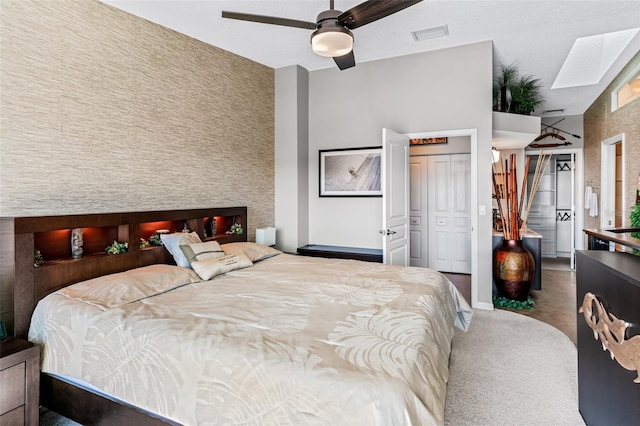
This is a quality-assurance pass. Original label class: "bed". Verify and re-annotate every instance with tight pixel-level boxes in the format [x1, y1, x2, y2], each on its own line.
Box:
[3, 208, 472, 425]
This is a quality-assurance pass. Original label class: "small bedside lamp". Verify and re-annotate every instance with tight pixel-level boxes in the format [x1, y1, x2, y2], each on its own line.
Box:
[256, 227, 276, 247]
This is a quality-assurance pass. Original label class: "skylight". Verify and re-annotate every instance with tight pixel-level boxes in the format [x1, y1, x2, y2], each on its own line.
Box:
[551, 28, 640, 89]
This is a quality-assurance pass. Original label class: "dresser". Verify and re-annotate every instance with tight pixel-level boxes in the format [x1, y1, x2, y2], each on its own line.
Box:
[0, 338, 40, 425]
[576, 250, 640, 425]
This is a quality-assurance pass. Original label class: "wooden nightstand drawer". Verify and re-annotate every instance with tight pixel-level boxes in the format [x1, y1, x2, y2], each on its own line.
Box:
[0, 362, 25, 415]
[1, 406, 25, 425]
[0, 338, 40, 426]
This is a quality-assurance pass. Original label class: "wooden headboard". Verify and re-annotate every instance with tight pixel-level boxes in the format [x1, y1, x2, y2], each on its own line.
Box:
[0, 207, 247, 339]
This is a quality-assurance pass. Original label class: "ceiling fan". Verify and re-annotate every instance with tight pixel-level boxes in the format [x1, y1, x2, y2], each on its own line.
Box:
[222, 0, 423, 70]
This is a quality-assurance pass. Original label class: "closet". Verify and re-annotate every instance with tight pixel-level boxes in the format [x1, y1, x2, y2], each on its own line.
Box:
[409, 153, 471, 273]
[526, 153, 576, 260]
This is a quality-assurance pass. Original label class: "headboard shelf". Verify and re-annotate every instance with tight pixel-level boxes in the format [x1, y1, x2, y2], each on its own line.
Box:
[1, 206, 248, 339]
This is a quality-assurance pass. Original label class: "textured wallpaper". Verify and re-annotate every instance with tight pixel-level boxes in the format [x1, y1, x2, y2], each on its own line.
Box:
[584, 51, 640, 230]
[0, 0, 275, 239]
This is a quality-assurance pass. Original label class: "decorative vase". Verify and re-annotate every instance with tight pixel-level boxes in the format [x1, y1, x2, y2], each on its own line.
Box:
[71, 228, 83, 259]
[494, 239, 535, 301]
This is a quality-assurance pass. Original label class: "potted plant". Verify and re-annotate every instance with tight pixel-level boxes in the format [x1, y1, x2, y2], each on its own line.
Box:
[630, 203, 640, 255]
[494, 63, 544, 115]
[493, 63, 518, 112]
[492, 152, 552, 303]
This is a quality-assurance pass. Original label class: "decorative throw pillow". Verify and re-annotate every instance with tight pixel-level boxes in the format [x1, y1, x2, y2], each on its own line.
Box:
[160, 232, 202, 268]
[179, 240, 225, 265]
[190, 252, 253, 280]
[221, 242, 282, 262]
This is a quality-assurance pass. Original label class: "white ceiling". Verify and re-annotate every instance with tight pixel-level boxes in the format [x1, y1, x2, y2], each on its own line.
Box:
[100, 0, 640, 117]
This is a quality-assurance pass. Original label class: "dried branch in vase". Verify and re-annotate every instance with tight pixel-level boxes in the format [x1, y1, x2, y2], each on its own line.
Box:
[492, 151, 552, 240]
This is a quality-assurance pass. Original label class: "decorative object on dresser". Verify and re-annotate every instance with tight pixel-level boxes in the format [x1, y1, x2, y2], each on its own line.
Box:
[579, 292, 640, 383]
[0, 338, 40, 425]
[492, 151, 552, 301]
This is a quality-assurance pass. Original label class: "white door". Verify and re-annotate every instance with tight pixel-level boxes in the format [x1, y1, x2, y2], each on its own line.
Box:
[409, 157, 428, 267]
[427, 154, 471, 273]
[381, 128, 410, 265]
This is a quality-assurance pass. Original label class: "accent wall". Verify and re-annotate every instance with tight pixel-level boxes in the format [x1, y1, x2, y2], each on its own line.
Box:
[0, 0, 275, 240]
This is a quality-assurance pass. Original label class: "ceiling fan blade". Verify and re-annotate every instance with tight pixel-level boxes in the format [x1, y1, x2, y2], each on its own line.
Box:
[338, 0, 423, 29]
[333, 50, 356, 70]
[222, 11, 316, 30]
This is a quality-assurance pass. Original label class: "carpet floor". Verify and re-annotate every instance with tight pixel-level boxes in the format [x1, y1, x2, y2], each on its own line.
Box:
[444, 308, 585, 425]
[40, 308, 585, 425]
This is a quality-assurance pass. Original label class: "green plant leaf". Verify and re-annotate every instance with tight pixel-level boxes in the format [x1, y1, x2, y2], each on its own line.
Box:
[493, 295, 535, 310]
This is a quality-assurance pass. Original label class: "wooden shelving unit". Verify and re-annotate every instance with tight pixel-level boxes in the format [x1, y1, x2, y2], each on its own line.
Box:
[0, 206, 247, 338]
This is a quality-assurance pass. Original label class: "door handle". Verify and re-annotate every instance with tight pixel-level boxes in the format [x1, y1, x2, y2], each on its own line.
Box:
[379, 229, 397, 235]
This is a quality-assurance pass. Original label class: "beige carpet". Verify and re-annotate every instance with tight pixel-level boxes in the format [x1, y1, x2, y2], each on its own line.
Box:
[444, 308, 585, 425]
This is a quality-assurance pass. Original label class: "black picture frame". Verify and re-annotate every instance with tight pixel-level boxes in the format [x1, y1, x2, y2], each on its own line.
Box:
[319, 146, 382, 197]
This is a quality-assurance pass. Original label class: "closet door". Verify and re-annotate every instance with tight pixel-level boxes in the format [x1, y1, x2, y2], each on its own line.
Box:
[409, 157, 428, 267]
[427, 154, 471, 273]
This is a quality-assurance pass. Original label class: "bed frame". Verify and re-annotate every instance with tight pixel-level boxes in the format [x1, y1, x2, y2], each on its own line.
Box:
[0, 207, 248, 425]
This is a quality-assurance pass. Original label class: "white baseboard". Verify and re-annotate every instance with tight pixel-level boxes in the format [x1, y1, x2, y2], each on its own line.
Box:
[473, 301, 494, 311]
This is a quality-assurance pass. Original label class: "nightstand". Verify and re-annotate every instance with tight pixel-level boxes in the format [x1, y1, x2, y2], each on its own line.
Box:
[0, 338, 40, 425]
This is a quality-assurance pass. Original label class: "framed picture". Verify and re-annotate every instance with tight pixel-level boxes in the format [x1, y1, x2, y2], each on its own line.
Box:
[409, 137, 448, 145]
[319, 147, 382, 197]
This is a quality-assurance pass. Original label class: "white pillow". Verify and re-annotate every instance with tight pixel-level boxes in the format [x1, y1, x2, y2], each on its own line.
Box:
[179, 240, 225, 265]
[190, 252, 253, 281]
[160, 232, 202, 268]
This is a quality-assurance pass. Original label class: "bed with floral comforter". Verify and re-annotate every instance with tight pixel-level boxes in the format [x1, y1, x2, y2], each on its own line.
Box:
[29, 251, 472, 425]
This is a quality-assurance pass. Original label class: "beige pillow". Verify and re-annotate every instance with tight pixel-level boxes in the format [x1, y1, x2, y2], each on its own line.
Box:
[221, 242, 281, 262]
[191, 252, 253, 280]
[179, 240, 224, 265]
[58, 265, 201, 310]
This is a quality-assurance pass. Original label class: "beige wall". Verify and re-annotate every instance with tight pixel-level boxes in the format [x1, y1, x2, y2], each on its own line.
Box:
[0, 0, 275, 239]
[584, 51, 640, 230]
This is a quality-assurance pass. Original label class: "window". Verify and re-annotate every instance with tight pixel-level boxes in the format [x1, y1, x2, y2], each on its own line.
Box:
[612, 64, 640, 112]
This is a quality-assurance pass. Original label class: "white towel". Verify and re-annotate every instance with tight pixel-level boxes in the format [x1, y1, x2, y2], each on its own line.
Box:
[589, 192, 598, 217]
[585, 186, 592, 210]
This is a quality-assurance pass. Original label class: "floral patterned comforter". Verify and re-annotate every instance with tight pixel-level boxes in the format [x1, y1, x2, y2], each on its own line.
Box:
[29, 254, 472, 425]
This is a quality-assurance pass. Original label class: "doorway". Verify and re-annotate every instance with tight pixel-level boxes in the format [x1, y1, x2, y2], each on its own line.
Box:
[525, 148, 584, 269]
[601, 134, 626, 251]
[601, 135, 625, 228]
[406, 132, 473, 273]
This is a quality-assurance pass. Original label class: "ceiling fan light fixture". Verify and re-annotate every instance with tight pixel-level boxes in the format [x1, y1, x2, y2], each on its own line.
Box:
[311, 27, 353, 57]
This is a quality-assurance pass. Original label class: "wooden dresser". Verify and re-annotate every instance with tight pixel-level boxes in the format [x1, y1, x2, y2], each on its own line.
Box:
[0, 338, 40, 425]
[576, 250, 640, 426]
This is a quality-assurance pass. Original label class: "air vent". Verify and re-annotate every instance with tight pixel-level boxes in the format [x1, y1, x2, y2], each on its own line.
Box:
[543, 109, 565, 115]
[411, 25, 449, 41]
